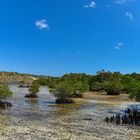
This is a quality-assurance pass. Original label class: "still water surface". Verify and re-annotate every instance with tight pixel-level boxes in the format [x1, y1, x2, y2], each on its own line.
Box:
[0, 85, 140, 140]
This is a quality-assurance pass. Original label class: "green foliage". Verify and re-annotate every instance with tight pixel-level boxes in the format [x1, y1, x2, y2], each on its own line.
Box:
[0, 84, 13, 100]
[90, 70, 123, 93]
[73, 81, 89, 93]
[36, 77, 60, 88]
[19, 80, 25, 85]
[35, 78, 48, 85]
[53, 79, 89, 99]
[103, 81, 123, 95]
[29, 82, 40, 94]
[126, 81, 140, 101]
[90, 82, 104, 91]
[95, 70, 122, 82]
[129, 73, 140, 81]
[36, 70, 140, 101]
[61, 73, 91, 91]
[19, 80, 26, 87]
[120, 74, 140, 101]
[53, 81, 74, 99]
[62, 73, 91, 83]
[121, 75, 135, 93]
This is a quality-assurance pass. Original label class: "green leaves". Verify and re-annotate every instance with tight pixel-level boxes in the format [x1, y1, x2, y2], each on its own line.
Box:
[54, 81, 74, 99]
[36, 71, 140, 101]
[53, 79, 89, 99]
[0, 84, 13, 100]
[29, 82, 40, 94]
[90, 71, 123, 93]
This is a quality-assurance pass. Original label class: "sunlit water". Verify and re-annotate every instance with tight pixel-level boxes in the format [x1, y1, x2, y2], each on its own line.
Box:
[0, 85, 140, 140]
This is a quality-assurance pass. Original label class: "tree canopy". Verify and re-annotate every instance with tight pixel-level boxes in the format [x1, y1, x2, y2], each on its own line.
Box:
[35, 70, 140, 101]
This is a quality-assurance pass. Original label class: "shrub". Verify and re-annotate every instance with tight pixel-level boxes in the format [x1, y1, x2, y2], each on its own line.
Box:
[28, 83, 40, 94]
[0, 84, 13, 100]
[53, 81, 74, 99]
[104, 81, 123, 95]
[19, 80, 26, 87]
[127, 81, 140, 101]
[25, 82, 40, 98]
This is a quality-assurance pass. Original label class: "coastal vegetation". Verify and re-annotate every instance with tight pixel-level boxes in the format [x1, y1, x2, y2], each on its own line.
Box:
[36, 74, 90, 103]
[53, 81, 75, 104]
[0, 84, 13, 108]
[0, 70, 140, 104]
[25, 82, 40, 98]
[18, 80, 31, 88]
[35, 70, 140, 103]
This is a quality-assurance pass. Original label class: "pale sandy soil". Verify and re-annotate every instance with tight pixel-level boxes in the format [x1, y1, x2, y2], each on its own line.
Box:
[83, 92, 134, 105]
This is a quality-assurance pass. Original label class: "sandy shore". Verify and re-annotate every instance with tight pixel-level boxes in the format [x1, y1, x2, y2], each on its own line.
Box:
[83, 92, 134, 105]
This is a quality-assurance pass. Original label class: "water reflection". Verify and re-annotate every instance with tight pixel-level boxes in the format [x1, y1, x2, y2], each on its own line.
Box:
[3, 85, 85, 121]
[0, 86, 140, 139]
[53, 100, 86, 118]
[25, 98, 39, 103]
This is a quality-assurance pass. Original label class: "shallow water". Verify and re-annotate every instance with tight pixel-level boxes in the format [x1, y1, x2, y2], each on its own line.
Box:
[0, 85, 140, 140]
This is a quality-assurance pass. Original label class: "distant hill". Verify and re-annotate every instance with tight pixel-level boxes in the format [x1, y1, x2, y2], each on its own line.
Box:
[0, 71, 38, 83]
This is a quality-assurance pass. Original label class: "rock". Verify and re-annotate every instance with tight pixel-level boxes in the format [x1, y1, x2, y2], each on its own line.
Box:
[25, 94, 38, 98]
[0, 101, 12, 108]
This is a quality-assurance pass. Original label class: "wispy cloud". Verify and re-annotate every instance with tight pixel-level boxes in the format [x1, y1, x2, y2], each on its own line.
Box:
[115, 42, 124, 50]
[115, 0, 135, 5]
[35, 19, 49, 30]
[125, 12, 134, 20]
[84, 1, 96, 8]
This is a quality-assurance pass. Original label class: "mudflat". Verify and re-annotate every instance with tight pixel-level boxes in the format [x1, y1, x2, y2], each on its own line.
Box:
[0, 85, 140, 140]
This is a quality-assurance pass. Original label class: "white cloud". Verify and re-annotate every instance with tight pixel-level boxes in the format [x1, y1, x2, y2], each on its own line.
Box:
[90, 1, 96, 8]
[125, 12, 134, 20]
[84, 1, 96, 8]
[35, 19, 49, 30]
[115, 0, 135, 4]
[115, 42, 124, 50]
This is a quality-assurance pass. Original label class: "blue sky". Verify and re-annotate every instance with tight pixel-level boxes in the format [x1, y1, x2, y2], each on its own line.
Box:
[0, 0, 139, 76]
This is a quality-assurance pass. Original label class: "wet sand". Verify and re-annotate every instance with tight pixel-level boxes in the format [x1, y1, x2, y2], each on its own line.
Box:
[0, 86, 140, 140]
[83, 91, 133, 105]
